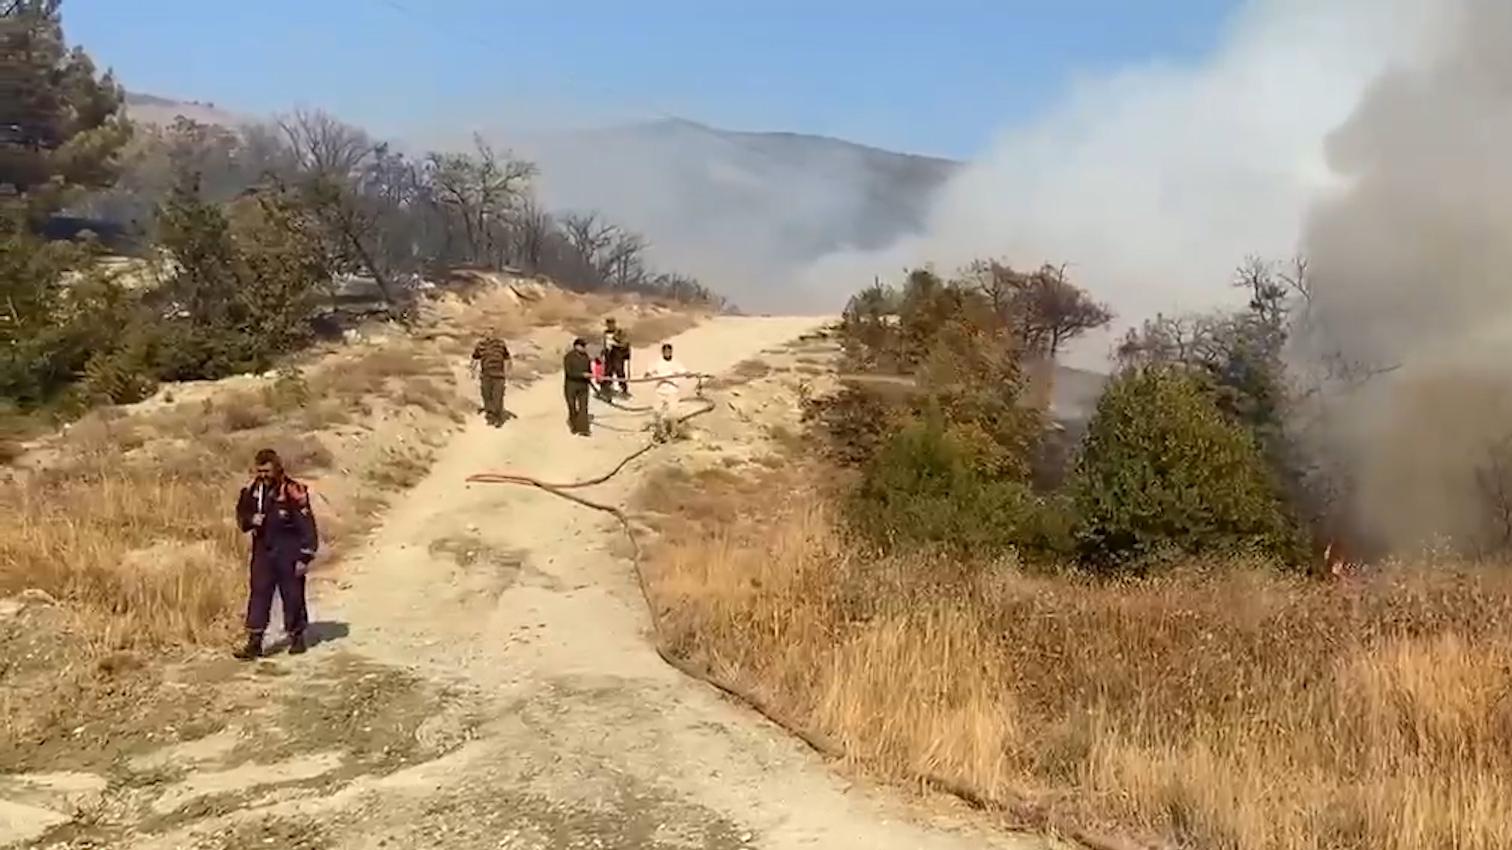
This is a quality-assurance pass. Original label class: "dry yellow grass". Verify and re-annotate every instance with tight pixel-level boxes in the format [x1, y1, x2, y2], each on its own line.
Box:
[0, 408, 347, 654]
[2, 471, 243, 650]
[642, 462, 1512, 850]
[0, 340, 455, 660]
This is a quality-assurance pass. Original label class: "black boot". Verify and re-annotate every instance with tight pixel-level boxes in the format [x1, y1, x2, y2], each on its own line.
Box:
[288, 632, 308, 655]
[233, 633, 263, 661]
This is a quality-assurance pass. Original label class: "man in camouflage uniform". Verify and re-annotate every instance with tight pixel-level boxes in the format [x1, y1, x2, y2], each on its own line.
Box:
[471, 332, 513, 427]
[234, 448, 319, 660]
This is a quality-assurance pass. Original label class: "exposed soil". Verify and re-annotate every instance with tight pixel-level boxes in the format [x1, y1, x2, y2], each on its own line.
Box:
[4, 318, 1053, 850]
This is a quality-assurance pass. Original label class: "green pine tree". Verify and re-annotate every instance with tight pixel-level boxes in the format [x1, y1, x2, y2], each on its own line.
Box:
[0, 0, 130, 213]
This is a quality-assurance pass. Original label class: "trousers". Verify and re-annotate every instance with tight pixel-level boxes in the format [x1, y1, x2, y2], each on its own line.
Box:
[604, 349, 629, 395]
[564, 381, 591, 434]
[246, 554, 308, 635]
[480, 374, 506, 423]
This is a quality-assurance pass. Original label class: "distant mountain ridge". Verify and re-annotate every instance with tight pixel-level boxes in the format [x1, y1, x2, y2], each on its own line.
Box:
[513, 116, 962, 309]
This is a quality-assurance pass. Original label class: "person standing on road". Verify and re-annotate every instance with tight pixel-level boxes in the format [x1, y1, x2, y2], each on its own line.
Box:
[563, 337, 594, 437]
[234, 448, 319, 660]
[470, 331, 513, 427]
[643, 342, 689, 443]
[602, 317, 631, 399]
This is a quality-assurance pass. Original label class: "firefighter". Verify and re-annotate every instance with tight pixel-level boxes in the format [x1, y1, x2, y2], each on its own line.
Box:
[563, 337, 594, 436]
[470, 331, 513, 427]
[234, 448, 319, 660]
[602, 317, 631, 399]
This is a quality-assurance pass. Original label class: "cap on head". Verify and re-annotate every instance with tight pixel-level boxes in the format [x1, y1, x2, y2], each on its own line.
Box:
[572, 337, 587, 348]
[605, 318, 617, 327]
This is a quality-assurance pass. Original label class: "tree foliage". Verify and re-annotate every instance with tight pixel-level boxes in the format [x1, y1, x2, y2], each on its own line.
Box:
[1071, 366, 1301, 567]
[855, 411, 1071, 556]
[826, 263, 1076, 557]
[961, 260, 1113, 357]
[151, 174, 330, 381]
[0, 0, 130, 214]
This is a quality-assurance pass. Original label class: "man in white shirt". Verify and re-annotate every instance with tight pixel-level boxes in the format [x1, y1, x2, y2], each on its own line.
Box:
[643, 343, 688, 442]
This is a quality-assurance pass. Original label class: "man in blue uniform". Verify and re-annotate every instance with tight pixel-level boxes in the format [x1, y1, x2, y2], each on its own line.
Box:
[234, 448, 319, 659]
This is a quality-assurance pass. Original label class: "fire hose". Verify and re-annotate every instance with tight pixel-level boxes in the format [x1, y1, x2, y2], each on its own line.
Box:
[464, 373, 1148, 850]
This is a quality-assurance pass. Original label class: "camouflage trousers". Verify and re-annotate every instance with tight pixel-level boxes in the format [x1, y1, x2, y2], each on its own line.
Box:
[480, 375, 507, 425]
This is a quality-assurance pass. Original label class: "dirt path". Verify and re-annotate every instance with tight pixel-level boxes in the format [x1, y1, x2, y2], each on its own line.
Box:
[28, 317, 1052, 849]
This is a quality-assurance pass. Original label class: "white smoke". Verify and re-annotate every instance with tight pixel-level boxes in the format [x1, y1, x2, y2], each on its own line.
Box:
[798, 0, 1444, 370]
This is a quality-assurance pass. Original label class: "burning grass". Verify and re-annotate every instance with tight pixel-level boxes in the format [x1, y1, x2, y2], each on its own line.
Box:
[640, 461, 1512, 850]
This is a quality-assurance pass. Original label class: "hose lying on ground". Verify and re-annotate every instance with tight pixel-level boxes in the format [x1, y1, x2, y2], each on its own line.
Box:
[465, 376, 1154, 850]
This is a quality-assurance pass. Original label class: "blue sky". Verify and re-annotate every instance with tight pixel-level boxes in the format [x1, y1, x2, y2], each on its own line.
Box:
[65, 0, 1241, 159]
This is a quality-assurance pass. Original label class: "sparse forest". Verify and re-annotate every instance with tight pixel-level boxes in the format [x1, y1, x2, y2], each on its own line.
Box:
[1, 0, 721, 417]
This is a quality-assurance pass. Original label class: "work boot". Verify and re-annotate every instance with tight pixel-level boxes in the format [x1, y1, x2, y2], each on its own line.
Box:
[233, 633, 264, 661]
[288, 632, 308, 656]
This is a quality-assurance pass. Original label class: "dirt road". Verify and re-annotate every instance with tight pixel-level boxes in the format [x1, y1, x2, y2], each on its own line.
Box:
[20, 317, 1051, 849]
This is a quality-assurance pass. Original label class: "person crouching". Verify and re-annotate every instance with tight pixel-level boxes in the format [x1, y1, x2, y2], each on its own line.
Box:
[234, 448, 319, 659]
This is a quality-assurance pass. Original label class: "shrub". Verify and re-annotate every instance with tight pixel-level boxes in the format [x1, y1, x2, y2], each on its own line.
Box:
[854, 413, 1071, 556]
[264, 367, 312, 412]
[801, 382, 902, 467]
[1071, 366, 1301, 567]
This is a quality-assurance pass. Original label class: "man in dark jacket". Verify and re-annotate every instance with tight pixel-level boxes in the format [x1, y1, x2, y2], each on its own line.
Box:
[234, 448, 319, 659]
[563, 337, 593, 436]
[601, 317, 631, 400]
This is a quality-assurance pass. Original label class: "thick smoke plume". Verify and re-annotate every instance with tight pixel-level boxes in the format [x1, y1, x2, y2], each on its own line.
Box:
[798, 0, 1439, 370]
[1299, 0, 1512, 552]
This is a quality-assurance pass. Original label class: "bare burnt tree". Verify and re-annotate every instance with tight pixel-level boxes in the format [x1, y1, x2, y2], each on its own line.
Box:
[424, 135, 536, 268]
[559, 211, 619, 271]
[273, 111, 391, 296]
[1013, 264, 1113, 357]
[602, 229, 648, 289]
[277, 109, 374, 178]
[961, 259, 1017, 317]
[353, 144, 430, 276]
[959, 260, 1111, 358]
[512, 195, 553, 272]
[1116, 312, 1218, 369]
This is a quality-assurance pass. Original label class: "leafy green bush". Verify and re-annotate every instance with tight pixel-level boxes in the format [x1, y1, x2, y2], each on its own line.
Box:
[152, 179, 329, 382]
[854, 413, 1072, 557]
[1071, 366, 1301, 567]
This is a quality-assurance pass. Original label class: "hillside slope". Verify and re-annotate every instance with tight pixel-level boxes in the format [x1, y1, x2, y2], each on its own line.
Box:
[516, 117, 959, 311]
